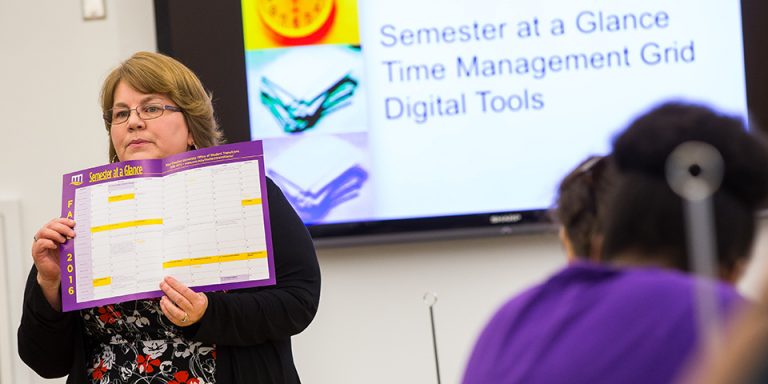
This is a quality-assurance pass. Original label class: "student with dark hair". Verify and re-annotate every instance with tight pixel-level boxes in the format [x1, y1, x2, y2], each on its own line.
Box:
[602, 103, 768, 281]
[553, 155, 617, 262]
[463, 102, 768, 384]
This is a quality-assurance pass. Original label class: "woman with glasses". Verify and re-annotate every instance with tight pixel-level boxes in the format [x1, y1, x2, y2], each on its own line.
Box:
[18, 51, 321, 384]
[463, 102, 768, 384]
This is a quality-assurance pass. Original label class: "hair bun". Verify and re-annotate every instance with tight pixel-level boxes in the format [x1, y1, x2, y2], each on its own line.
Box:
[612, 102, 768, 209]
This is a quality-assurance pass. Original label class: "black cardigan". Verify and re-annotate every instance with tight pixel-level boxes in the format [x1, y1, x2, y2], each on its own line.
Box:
[18, 178, 321, 383]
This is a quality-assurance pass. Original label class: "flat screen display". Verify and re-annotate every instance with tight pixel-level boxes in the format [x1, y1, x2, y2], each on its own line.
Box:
[156, 0, 766, 245]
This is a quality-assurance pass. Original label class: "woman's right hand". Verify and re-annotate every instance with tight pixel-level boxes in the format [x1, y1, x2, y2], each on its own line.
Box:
[31, 218, 75, 305]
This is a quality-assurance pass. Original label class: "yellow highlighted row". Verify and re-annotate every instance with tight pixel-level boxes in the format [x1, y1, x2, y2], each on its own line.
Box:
[108, 193, 135, 203]
[91, 218, 164, 233]
[93, 277, 112, 287]
[241, 198, 262, 206]
[163, 251, 268, 269]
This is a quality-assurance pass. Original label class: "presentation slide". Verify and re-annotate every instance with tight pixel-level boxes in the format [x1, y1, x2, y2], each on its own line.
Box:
[241, 0, 746, 225]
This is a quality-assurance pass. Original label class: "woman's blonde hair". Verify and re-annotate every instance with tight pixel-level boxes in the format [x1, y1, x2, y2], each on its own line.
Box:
[100, 51, 224, 162]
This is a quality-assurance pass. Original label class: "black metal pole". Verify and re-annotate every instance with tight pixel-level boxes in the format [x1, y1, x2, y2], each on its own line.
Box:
[429, 304, 441, 384]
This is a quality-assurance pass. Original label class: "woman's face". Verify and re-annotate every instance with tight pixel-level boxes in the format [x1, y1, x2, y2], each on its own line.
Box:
[109, 80, 192, 161]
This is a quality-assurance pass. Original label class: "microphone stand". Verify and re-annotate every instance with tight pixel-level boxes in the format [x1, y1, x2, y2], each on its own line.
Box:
[423, 292, 442, 384]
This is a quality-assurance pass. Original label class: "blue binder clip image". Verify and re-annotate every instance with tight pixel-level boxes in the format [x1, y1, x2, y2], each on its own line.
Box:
[271, 166, 368, 223]
[260, 74, 359, 134]
[266, 135, 370, 223]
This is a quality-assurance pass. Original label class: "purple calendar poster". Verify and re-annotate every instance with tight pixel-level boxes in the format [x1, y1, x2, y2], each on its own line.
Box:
[59, 141, 275, 312]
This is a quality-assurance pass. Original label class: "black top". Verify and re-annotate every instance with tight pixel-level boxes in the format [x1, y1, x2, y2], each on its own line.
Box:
[18, 177, 321, 383]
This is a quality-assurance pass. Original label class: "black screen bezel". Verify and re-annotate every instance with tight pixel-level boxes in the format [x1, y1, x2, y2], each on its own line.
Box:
[154, 0, 768, 245]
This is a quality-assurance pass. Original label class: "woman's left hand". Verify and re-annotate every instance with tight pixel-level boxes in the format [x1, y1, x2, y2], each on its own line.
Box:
[159, 276, 208, 327]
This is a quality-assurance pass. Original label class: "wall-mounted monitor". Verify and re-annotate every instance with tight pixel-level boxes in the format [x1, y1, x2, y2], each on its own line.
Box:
[155, 0, 768, 246]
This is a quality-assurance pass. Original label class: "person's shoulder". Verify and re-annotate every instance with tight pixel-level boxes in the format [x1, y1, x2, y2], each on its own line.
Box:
[624, 267, 738, 292]
[615, 267, 745, 309]
[492, 263, 618, 308]
[488, 265, 583, 318]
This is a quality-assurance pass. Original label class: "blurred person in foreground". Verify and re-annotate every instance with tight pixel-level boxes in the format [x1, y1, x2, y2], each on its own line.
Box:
[463, 102, 768, 384]
[680, 276, 768, 384]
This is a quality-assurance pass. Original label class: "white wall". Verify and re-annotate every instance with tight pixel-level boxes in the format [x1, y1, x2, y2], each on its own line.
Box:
[299, 235, 563, 383]
[0, 1, 157, 383]
[1, 2, 767, 384]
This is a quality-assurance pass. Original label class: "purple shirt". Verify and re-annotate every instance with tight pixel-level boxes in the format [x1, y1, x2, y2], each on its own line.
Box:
[463, 262, 744, 384]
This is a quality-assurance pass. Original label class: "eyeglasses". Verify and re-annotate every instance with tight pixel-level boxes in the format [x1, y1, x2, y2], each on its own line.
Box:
[104, 104, 182, 125]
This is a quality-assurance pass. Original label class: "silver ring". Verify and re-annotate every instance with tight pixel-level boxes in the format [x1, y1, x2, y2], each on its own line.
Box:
[181, 312, 188, 323]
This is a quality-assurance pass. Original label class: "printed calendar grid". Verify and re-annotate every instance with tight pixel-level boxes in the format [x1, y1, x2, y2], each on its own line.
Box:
[59, 141, 275, 312]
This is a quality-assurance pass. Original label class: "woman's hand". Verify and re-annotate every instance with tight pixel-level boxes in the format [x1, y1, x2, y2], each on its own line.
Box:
[31, 218, 76, 310]
[159, 276, 208, 327]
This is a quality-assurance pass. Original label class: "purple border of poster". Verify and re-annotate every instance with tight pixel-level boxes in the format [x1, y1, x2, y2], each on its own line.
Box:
[60, 141, 275, 311]
[60, 172, 77, 310]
